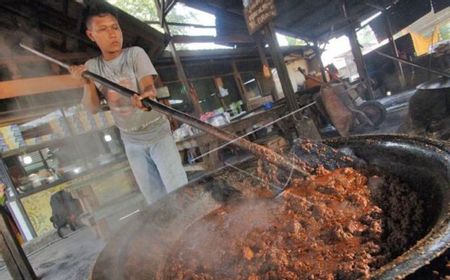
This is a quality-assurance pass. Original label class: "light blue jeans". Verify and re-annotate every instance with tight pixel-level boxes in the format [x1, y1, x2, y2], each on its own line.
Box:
[123, 132, 188, 205]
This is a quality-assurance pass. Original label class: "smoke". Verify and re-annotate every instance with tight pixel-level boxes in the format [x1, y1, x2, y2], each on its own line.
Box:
[160, 198, 278, 279]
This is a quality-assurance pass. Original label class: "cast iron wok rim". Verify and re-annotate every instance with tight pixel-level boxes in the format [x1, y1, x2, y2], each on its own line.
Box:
[92, 134, 450, 280]
[325, 133, 450, 279]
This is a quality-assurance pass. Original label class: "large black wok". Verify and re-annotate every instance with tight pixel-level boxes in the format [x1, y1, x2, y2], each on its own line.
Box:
[91, 135, 450, 279]
[408, 78, 450, 140]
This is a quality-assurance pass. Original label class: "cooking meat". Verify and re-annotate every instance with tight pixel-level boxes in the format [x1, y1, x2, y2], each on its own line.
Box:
[163, 166, 424, 280]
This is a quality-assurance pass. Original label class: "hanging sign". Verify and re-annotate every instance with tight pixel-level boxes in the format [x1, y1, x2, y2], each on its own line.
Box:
[243, 0, 277, 35]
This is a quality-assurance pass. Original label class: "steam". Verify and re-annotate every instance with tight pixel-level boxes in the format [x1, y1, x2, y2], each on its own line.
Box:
[162, 199, 278, 278]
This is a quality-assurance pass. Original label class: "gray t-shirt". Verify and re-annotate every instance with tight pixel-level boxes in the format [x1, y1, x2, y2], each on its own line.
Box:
[85, 47, 170, 143]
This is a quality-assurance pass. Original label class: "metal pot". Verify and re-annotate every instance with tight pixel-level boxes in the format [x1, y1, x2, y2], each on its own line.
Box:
[92, 135, 450, 280]
[408, 78, 450, 139]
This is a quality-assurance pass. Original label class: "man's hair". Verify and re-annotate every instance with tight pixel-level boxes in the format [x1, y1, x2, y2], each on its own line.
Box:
[85, 9, 118, 29]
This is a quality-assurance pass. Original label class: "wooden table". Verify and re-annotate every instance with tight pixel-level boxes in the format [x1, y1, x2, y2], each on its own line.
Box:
[176, 106, 285, 170]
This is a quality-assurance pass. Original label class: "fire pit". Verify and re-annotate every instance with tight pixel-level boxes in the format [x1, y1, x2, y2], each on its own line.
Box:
[91, 135, 450, 280]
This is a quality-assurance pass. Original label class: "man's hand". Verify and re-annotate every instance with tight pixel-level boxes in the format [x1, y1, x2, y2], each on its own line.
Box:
[69, 65, 89, 84]
[131, 88, 157, 111]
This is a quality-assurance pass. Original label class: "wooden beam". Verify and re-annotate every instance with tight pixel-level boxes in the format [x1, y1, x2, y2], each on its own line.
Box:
[156, 45, 307, 63]
[21, 124, 53, 139]
[0, 75, 83, 99]
[313, 4, 374, 41]
[313, 42, 328, 82]
[255, 35, 270, 76]
[0, 52, 93, 66]
[145, 21, 216, 29]
[0, 233, 23, 280]
[231, 61, 248, 111]
[340, 0, 374, 99]
[178, 0, 312, 42]
[171, 35, 254, 44]
[154, 0, 203, 117]
[0, 209, 37, 279]
[264, 23, 297, 111]
[164, 0, 178, 16]
[275, 1, 321, 35]
[381, 9, 406, 88]
[0, 105, 73, 127]
[171, 35, 215, 43]
[0, 4, 95, 48]
[213, 76, 228, 110]
[168, 22, 215, 28]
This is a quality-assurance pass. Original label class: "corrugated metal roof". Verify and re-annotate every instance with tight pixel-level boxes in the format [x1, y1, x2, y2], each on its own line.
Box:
[179, 0, 444, 42]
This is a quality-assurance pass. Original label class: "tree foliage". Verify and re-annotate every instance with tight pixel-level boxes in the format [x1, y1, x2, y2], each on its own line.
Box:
[284, 35, 307, 46]
[357, 25, 378, 49]
[108, 0, 158, 21]
[107, 0, 203, 35]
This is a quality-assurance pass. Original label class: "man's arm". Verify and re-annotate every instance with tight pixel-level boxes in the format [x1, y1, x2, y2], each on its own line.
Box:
[81, 80, 101, 114]
[130, 47, 159, 110]
[131, 75, 157, 110]
[69, 65, 101, 114]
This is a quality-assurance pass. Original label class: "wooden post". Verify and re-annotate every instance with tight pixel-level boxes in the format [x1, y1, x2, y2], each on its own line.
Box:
[383, 12, 406, 88]
[263, 23, 321, 139]
[364, 1, 406, 88]
[168, 41, 203, 117]
[314, 42, 328, 83]
[0, 208, 37, 279]
[154, 0, 203, 117]
[347, 28, 374, 99]
[213, 77, 228, 110]
[231, 61, 248, 111]
[154, 76, 180, 129]
[263, 23, 298, 111]
[340, 0, 374, 99]
[255, 35, 280, 102]
[255, 35, 271, 79]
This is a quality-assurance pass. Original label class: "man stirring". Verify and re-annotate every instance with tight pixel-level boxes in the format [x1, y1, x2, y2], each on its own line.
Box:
[70, 10, 188, 204]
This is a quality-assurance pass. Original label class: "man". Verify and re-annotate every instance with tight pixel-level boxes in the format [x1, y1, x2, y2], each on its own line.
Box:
[70, 10, 187, 204]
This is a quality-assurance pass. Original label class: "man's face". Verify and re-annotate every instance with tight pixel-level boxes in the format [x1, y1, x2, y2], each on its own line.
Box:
[86, 14, 123, 54]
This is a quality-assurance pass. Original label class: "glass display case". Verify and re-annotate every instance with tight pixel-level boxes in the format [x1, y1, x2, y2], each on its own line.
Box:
[3, 127, 125, 197]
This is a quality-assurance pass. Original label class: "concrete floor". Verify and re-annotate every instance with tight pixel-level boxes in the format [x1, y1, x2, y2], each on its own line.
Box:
[355, 106, 409, 135]
[349, 90, 413, 136]
[0, 228, 104, 280]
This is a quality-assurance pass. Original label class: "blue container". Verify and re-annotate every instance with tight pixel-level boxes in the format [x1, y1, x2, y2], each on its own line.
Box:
[263, 102, 273, 110]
